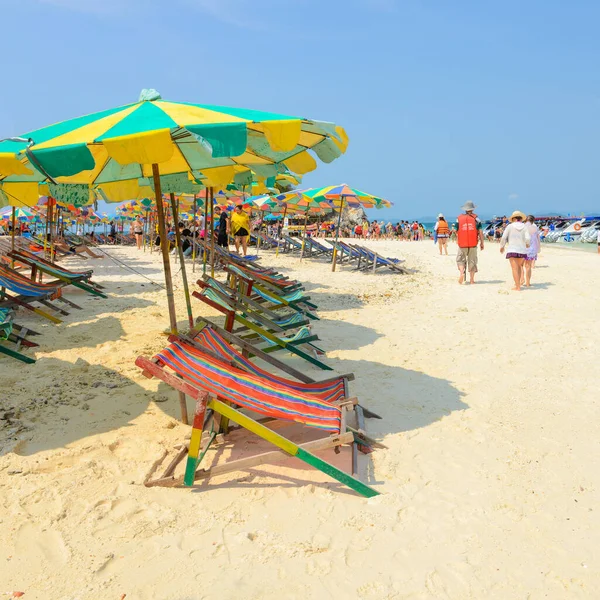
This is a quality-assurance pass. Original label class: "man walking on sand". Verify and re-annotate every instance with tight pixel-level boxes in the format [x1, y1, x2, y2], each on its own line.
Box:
[457, 201, 484, 284]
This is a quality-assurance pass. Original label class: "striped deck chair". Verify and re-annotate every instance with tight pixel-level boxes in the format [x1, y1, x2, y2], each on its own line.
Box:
[192, 286, 330, 370]
[8, 249, 107, 298]
[336, 241, 363, 266]
[199, 276, 310, 330]
[0, 264, 81, 323]
[225, 261, 303, 292]
[302, 237, 333, 258]
[350, 245, 407, 274]
[225, 264, 317, 316]
[282, 235, 304, 254]
[136, 337, 380, 497]
[193, 316, 383, 424]
[257, 233, 283, 249]
[0, 307, 40, 364]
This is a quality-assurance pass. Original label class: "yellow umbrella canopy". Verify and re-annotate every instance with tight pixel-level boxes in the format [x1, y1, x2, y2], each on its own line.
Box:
[0, 90, 348, 399]
[0, 89, 348, 195]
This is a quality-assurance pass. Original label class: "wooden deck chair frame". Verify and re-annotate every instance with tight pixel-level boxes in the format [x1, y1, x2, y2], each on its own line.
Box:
[224, 265, 317, 315]
[192, 288, 330, 370]
[350, 244, 408, 274]
[223, 267, 317, 320]
[0, 310, 40, 364]
[198, 277, 311, 331]
[137, 345, 381, 497]
[0, 265, 83, 324]
[8, 249, 107, 298]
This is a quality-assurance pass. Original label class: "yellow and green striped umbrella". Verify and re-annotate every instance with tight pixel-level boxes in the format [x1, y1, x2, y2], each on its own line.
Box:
[0, 89, 348, 195]
[0, 89, 348, 374]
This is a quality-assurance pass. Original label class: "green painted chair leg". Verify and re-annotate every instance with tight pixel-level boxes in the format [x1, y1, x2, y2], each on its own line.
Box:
[0, 345, 35, 364]
[208, 399, 378, 498]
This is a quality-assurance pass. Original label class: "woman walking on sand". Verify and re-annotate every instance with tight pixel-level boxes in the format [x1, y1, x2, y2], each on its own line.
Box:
[500, 210, 531, 291]
[434, 214, 449, 255]
[523, 215, 541, 286]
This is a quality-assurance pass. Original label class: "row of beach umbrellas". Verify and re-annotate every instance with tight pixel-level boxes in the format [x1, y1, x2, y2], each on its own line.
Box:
[0, 90, 391, 420]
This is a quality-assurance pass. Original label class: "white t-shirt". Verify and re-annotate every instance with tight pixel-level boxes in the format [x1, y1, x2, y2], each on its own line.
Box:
[500, 222, 531, 254]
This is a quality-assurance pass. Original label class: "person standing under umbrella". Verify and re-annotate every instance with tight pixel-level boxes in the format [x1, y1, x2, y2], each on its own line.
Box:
[231, 204, 250, 256]
[217, 208, 230, 248]
[456, 201, 484, 284]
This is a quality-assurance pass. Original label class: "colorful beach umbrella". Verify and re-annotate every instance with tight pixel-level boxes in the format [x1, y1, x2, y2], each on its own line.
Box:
[0, 206, 33, 220]
[0, 91, 348, 421]
[292, 184, 391, 269]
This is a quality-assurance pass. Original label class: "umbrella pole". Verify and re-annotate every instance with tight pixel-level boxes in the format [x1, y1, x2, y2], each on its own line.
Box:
[202, 189, 208, 275]
[153, 166, 188, 425]
[300, 207, 309, 261]
[276, 206, 287, 257]
[143, 210, 148, 252]
[10, 207, 16, 268]
[192, 195, 197, 273]
[169, 193, 194, 331]
[210, 187, 215, 278]
[331, 196, 345, 272]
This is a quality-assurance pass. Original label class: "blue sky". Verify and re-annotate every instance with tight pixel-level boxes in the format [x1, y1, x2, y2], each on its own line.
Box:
[1, 0, 599, 220]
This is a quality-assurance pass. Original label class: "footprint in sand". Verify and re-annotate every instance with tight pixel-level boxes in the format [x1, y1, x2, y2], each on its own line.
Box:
[14, 523, 70, 571]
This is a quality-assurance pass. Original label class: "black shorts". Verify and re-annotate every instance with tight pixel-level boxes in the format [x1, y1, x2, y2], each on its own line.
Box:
[235, 228, 249, 237]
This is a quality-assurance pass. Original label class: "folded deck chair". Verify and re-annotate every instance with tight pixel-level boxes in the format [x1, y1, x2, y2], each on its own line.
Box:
[136, 336, 380, 497]
[0, 307, 40, 363]
[8, 249, 107, 298]
[193, 287, 331, 370]
[0, 264, 82, 323]
[350, 245, 407, 273]
[279, 235, 303, 254]
[225, 260, 302, 290]
[199, 276, 310, 329]
[257, 233, 283, 249]
[225, 264, 317, 317]
[302, 237, 334, 258]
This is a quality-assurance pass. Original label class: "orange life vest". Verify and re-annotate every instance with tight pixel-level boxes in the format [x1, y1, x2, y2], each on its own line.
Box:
[437, 221, 449, 235]
[457, 213, 479, 248]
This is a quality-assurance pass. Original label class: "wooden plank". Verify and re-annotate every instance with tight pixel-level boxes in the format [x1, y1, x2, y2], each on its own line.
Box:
[148, 432, 354, 487]
[295, 448, 379, 498]
[135, 356, 207, 401]
[209, 398, 299, 455]
[183, 397, 209, 486]
[161, 444, 189, 479]
[1, 292, 62, 324]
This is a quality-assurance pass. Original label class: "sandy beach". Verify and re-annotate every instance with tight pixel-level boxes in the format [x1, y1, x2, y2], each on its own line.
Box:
[1, 239, 599, 599]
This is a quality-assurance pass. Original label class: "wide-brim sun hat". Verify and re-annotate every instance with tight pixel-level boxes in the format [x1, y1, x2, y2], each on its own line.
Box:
[509, 210, 526, 222]
[461, 201, 477, 211]
[438, 213, 444, 218]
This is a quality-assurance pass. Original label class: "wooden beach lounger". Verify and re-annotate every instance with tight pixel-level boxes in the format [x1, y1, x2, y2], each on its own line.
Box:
[192, 285, 330, 370]
[199, 276, 311, 330]
[192, 318, 382, 421]
[298, 237, 333, 258]
[137, 331, 382, 497]
[350, 244, 408, 273]
[0, 307, 40, 363]
[7, 249, 107, 298]
[0, 264, 82, 324]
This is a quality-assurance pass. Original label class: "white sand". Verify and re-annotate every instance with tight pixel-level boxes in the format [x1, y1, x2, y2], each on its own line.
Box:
[1, 239, 599, 599]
